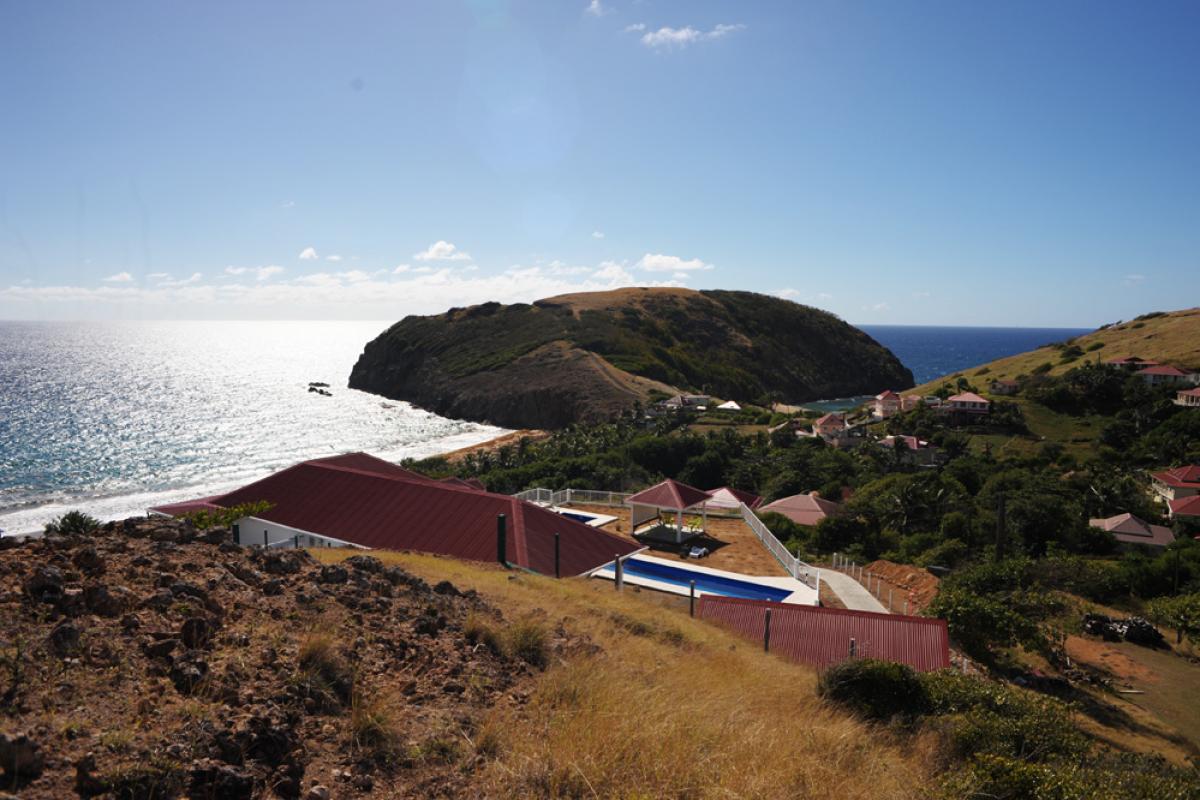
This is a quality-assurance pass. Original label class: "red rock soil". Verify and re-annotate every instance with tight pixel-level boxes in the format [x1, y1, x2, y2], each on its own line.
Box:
[862, 560, 941, 615]
[0, 518, 568, 799]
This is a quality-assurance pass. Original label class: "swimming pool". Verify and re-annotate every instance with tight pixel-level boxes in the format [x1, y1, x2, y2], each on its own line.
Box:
[551, 507, 618, 527]
[599, 556, 795, 603]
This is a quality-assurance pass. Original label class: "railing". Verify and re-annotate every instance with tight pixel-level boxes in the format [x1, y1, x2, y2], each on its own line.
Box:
[739, 503, 820, 590]
[513, 488, 632, 508]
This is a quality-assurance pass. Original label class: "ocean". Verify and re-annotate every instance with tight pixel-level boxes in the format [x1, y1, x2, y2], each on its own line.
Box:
[0, 320, 1091, 535]
[0, 321, 506, 535]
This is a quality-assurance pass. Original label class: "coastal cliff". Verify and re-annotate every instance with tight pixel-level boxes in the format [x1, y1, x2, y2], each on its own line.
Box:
[349, 288, 914, 429]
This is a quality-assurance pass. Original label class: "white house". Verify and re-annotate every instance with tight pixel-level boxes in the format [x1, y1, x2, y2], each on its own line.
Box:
[945, 392, 990, 414]
[872, 390, 902, 419]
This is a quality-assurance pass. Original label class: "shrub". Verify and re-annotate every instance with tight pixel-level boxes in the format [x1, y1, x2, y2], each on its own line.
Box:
[505, 618, 549, 669]
[298, 632, 354, 707]
[351, 690, 400, 760]
[1032, 362, 1053, 375]
[44, 510, 100, 535]
[817, 659, 930, 720]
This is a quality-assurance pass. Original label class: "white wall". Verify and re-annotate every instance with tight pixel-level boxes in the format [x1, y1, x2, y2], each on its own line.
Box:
[232, 516, 363, 549]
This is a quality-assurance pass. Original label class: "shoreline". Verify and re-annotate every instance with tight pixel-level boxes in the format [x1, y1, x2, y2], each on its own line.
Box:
[434, 429, 551, 464]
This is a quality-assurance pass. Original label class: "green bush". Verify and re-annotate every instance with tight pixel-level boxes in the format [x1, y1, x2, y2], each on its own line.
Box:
[817, 659, 930, 720]
[44, 510, 100, 535]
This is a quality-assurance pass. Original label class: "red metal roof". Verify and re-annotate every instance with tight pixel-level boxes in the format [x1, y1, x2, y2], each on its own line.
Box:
[1138, 365, 1190, 376]
[152, 453, 638, 576]
[759, 493, 842, 527]
[626, 478, 711, 510]
[150, 495, 226, 516]
[947, 392, 989, 404]
[1179, 388, 1200, 398]
[1170, 495, 1200, 518]
[698, 596, 950, 672]
[1154, 465, 1200, 488]
[705, 486, 763, 509]
[1088, 513, 1175, 547]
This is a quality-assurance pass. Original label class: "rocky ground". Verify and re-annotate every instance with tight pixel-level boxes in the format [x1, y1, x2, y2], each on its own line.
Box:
[0, 518, 562, 799]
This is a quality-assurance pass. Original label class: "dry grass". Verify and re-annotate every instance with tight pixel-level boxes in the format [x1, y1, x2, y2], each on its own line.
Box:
[914, 306, 1200, 393]
[350, 689, 402, 760]
[311, 548, 933, 799]
[297, 629, 354, 708]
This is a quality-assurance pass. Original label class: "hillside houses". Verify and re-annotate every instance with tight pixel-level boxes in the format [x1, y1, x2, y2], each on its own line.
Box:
[1137, 364, 1199, 386]
[945, 392, 991, 414]
[879, 434, 941, 465]
[990, 379, 1020, 396]
[1151, 466, 1200, 505]
[872, 390, 902, 419]
[1177, 387, 1200, 408]
[1089, 513, 1175, 550]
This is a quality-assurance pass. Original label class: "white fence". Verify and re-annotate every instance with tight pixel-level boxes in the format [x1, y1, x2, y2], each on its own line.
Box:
[739, 503, 820, 590]
[514, 488, 632, 508]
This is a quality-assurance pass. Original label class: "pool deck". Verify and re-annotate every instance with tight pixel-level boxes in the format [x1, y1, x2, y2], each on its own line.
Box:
[592, 554, 820, 606]
[565, 503, 793, 577]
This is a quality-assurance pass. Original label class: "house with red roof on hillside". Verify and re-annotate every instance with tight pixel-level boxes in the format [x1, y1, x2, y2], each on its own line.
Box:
[945, 392, 990, 414]
[704, 486, 763, 512]
[1107, 356, 1160, 371]
[1176, 387, 1200, 408]
[1137, 364, 1198, 386]
[1151, 466, 1200, 505]
[879, 435, 940, 466]
[872, 390, 901, 419]
[1170, 495, 1200, 523]
[759, 492, 844, 527]
[1089, 513, 1175, 550]
[151, 452, 639, 576]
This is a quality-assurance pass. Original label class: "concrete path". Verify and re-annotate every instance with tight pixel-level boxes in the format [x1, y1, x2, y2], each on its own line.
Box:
[820, 569, 888, 613]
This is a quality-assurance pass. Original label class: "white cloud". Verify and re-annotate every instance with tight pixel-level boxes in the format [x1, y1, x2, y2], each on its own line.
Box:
[585, 0, 608, 17]
[414, 240, 471, 262]
[298, 247, 319, 260]
[625, 23, 646, 32]
[636, 252, 714, 272]
[774, 288, 802, 300]
[1, 260, 696, 321]
[326, 254, 343, 262]
[1124, 274, 1146, 285]
[147, 272, 170, 280]
[103, 271, 134, 283]
[864, 302, 890, 312]
[817, 292, 833, 300]
[281, 201, 295, 209]
[393, 264, 411, 274]
[157, 272, 203, 288]
[592, 230, 605, 239]
[912, 290, 931, 299]
[413, 265, 435, 273]
[225, 265, 285, 281]
[640, 23, 744, 50]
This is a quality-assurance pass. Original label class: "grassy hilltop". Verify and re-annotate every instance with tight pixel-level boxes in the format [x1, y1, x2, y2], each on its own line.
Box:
[349, 288, 913, 429]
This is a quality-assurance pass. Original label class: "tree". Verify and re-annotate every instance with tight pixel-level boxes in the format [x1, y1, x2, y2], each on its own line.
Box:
[44, 510, 100, 535]
[1147, 594, 1200, 645]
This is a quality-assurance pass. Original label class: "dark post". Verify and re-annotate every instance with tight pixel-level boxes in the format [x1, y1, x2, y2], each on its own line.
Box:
[763, 609, 772, 652]
[496, 514, 507, 567]
[849, 637, 857, 657]
[232, 523, 240, 545]
[293, 534, 299, 550]
[614, 554, 623, 590]
[263, 530, 268, 548]
[554, 532, 561, 579]
[689, 580, 696, 617]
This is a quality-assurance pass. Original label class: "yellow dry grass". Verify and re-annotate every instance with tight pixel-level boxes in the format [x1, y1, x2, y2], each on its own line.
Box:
[310, 548, 934, 799]
[914, 306, 1200, 394]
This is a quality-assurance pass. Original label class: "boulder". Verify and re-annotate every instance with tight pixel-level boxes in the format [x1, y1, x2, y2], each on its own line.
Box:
[317, 565, 348, 585]
[187, 760, 255, 800]
[48, 621, 82, 657]
[0, 733, 43, 778]
[23, 566, 65, 604]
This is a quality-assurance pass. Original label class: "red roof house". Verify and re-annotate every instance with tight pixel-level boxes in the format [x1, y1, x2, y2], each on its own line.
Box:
[704, 486, 763, 511]
[1089, 513, 1175, 548]
[699, 596, 951, 672]
[151, 453, 638, 576]
[1137, 365, 1196, 386]
[945, 392, 990, 413]
[760, 493, 844, 527]
[1152, 466, 1200, 502]
[1169, 495, 1200, 520]
[1177, 387, 1200, 408]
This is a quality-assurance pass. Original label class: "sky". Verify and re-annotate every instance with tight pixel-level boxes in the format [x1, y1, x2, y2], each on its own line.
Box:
[1, 0, 1197, 327]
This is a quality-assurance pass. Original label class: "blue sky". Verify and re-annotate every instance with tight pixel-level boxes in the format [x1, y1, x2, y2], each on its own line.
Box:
[1, 0, 1197, 326]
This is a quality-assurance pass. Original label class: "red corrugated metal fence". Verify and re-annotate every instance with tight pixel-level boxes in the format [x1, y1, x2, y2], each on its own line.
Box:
[698, 596, 950, 672]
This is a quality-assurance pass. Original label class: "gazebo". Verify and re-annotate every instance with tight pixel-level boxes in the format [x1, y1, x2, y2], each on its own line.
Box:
[626, 478, 712, 543]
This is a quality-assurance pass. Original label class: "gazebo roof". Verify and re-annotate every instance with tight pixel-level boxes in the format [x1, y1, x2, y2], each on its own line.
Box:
[626, 478, 711, 511]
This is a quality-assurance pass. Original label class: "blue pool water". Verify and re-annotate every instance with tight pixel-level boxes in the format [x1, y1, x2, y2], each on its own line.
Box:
[617, 557, 793, 602]
[558, 510, 600, 524]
